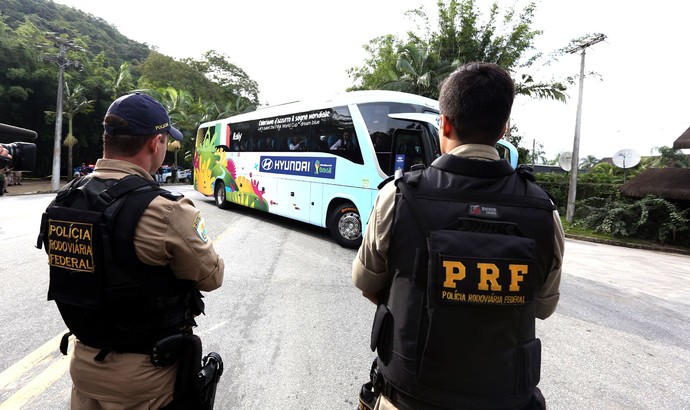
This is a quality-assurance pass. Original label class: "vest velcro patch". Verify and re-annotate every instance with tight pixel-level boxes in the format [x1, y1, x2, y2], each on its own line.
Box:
[468, 203, 499, 219]
[436, 254, 535, 306]
[47, 219, 95, 272]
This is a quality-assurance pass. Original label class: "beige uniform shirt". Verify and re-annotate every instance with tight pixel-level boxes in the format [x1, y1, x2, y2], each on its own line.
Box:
[70, 158, 225, 404]
[352, 144, 564, 319]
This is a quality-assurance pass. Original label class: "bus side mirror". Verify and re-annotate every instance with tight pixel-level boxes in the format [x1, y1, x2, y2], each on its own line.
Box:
[496, 140, 518, 169]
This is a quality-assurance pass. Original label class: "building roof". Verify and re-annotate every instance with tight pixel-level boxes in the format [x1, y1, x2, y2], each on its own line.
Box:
[673, 127, 690, 149]
[619, 168, 690, 201]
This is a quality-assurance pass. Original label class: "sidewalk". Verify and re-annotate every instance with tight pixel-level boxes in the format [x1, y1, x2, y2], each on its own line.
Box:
[2, 178, 64, 196]
[1, 177, 190, 196]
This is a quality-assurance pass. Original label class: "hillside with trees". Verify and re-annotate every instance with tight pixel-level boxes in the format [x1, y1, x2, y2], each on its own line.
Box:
[0, 0, 258, 176]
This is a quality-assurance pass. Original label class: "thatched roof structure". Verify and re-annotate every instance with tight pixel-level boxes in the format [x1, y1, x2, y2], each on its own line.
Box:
[620, 168, 690, 201]
[673, 127, 690, 149]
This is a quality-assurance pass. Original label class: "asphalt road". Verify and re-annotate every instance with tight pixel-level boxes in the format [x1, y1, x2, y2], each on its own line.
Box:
[0, 185, 688, 409]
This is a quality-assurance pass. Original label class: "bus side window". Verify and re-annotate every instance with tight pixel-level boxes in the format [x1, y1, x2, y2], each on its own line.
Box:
[275, 131, 289, 152]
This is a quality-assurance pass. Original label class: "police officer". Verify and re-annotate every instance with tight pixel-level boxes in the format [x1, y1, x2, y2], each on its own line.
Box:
[39, 92, 225, 409]
[352, 63, 564, 410]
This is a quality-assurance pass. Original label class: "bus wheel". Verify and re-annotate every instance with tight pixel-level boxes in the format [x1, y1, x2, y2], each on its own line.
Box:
[328, 203, 362, 249]
[214, 180, 231, 209]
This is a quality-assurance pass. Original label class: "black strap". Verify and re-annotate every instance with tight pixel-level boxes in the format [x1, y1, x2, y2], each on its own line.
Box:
[97, 175, 158, 208]
[396, 179, 431, 238]
[59, 331, 73, 355]
[94, 348, 112, 362]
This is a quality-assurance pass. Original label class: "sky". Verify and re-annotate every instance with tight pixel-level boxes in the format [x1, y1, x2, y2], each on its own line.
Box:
[52, 0, 690, 162]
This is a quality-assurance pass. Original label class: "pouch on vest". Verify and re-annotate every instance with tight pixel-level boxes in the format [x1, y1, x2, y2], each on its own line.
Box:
[370, 303, 393, 365]
[397, 179, 541, 397]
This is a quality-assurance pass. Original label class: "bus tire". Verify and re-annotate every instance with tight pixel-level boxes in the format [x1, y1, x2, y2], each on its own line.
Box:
[214, 180, 231, 209]
[328, 202, 362, 249]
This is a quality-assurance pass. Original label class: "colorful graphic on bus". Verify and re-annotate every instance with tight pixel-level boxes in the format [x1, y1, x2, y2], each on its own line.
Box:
[194, 126, 269, 211]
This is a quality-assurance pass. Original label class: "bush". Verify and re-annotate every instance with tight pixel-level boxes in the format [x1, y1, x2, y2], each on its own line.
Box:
[534, 172, 621, 214]
[574, 195, 690, 246]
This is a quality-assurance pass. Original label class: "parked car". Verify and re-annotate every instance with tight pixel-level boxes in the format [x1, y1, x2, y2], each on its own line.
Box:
[73, 164, 94, 179]
[157, 166, 191, 183]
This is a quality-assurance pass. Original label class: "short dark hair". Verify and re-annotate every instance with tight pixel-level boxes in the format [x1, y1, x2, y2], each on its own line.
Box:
[439, 62, 515, 144]
[103, 113, 157, 157]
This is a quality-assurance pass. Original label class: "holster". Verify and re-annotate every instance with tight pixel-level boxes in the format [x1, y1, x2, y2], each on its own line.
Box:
[358, 358, 381, 410]
[155, 335, 224, 410]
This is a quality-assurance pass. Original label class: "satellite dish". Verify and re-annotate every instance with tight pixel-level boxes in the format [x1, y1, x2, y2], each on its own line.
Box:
[612, 149, 641, 169]
[558, 151, 573, 171]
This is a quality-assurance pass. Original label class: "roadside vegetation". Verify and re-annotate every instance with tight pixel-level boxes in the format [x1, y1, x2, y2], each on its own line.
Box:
[537, 154, 690, 249]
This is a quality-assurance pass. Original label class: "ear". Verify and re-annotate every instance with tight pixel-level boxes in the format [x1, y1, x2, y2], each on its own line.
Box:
[151, 133, 165, 152]
[440, 114, 453, 139]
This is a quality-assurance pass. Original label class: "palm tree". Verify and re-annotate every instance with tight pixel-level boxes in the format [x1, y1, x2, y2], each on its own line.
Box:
[579, 155, 599, 170]
[45, 83, 94, 178]
[111, 62, 135, 99]
[515, 74, 567, 103]
[63, 83, 94, 177]
[382, 43, 453, 99]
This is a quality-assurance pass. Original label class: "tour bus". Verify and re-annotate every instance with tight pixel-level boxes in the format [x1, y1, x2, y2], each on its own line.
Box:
[194, 90, 517, 248]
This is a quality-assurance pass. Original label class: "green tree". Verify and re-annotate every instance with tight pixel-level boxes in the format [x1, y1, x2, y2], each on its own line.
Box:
[44, 82, 95, 178]
[653, 146, 690, 168]
[184, 50, 260, 105]
[382, 43, 454, 98]
[514, 74, 566, 103]
[111, 61, 135, 98]
[579, 155, 599, 170]
[348, 0, 568, 110]
[61, 83, 94, 178]
[138, 51, 220, 102]
[347, 35, 402, 91]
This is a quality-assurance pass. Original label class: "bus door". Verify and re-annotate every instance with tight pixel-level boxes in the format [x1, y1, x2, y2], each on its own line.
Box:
[387, 113, 441, 174]
[387, 113, 518, 168]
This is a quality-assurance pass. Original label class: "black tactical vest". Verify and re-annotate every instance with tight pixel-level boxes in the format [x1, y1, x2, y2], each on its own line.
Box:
[371, 155, 556, 410]
[37, 175, 204, 357]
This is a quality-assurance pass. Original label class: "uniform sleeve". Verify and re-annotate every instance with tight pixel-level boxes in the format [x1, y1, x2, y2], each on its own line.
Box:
[352, 182, 396, 295]
[134, 196, 224, 292]
[535, 210, 564, 319]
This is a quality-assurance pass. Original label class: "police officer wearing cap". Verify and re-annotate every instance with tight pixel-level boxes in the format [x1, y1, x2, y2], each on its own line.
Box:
[38, 92, 224, 409]
[352, 63, 564, 410]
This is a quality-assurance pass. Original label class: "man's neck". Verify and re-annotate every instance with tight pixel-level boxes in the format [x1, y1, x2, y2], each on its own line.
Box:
[103, 153, 153, 174]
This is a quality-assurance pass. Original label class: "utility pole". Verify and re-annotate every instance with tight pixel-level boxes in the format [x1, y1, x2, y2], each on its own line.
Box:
[565, 33, 605, 223]
[43, 33, 83, 191]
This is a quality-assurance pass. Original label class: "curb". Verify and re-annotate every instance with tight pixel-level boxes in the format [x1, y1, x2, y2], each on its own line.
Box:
[565, 233, 690, 256]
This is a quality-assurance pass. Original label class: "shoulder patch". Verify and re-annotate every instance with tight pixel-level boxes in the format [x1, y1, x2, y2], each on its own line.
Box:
[193, 212, 209, 243]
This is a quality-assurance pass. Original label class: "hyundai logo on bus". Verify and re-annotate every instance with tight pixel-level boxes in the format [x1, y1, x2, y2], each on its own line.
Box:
[260, 156, 337, 179]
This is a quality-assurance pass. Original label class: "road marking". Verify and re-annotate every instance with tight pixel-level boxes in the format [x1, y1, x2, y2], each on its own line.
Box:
[0, 354, 70, 410]
[0, 223, 227, 407]
[0, 332, 65, 390]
